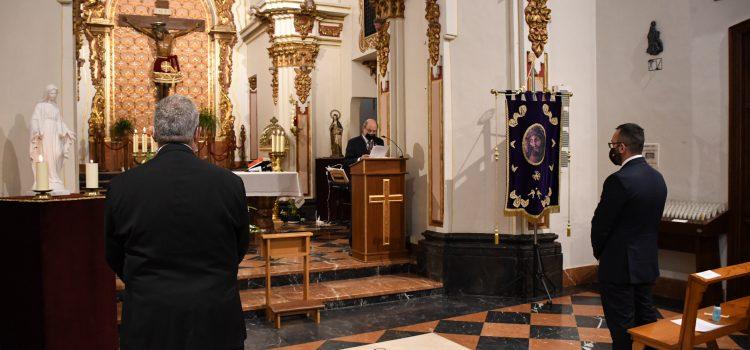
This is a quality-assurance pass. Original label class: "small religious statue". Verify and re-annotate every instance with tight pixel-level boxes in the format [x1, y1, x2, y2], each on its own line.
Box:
[646, 21, 663, 56]
[329, 110, 343, 158]
[122, 17, 202, 99]
[30, 85, 76, 194]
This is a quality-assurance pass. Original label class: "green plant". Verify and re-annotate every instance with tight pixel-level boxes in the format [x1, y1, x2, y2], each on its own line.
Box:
[110, 118, 134, 141]
[199, 108, 216, 135]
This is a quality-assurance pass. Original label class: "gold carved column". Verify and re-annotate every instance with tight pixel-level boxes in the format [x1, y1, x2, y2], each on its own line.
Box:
[372, 0, 405, 147]
[426, 0, 444, 226]
[81, 0, 112, 164]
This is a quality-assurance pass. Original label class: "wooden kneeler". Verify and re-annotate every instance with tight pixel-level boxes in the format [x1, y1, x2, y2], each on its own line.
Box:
[261, 232, 324, 329]
[629, 261, 750, 350]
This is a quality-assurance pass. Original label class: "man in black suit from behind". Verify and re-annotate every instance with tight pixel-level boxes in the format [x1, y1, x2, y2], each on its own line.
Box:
[591, 123, 667, 350]
[344, 118, 384, 167]
[105, 95, 249, 350]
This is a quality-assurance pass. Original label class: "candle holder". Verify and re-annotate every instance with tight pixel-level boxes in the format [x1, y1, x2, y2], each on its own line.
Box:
[133, 150, 154, 165]
[33, 189, 53, 200]
[82, 187, 101, 197]
[269, 151, 286, 172]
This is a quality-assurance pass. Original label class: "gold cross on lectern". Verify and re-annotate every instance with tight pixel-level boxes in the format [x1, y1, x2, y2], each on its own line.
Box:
[368, 179, 403, 246]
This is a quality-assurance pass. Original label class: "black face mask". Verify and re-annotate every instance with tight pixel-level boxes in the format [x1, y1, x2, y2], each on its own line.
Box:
[365, 133, 376, 141]
[609, 147, 623, 166]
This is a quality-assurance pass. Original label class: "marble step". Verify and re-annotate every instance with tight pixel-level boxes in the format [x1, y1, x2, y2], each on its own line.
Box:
[241, 273, 443, 312]
[117, 274, 443, 322]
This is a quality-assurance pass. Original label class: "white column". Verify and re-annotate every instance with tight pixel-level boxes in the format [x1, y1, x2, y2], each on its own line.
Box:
[59, 0, 79, 192]
[388, 18, 406, 148]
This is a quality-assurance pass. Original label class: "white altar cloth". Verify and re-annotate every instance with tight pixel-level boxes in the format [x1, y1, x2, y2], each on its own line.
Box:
[232, 171, 301, 197]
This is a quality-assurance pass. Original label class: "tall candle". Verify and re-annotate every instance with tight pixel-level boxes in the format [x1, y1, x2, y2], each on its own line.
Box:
[272, 133, 277, 152]
[141, 128, 148, 152]
[36, 155, 49, 191]
[85, 161, 98, 189]
[133, 131, 139, 153]
[280, 135, 285, 151]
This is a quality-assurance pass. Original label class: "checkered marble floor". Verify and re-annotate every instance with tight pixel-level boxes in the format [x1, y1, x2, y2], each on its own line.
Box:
[274, 292, 748, 350]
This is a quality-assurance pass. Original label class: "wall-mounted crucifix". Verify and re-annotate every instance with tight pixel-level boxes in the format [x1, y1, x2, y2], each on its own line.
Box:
[117, 0, 206, 100]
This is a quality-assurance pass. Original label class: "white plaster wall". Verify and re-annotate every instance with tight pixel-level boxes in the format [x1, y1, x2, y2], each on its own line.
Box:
[545, 0, 599, 269]
[596, 0, 750, 279]
[402, 0, 429, 242]
[312, 44, 344, 163]
[243, 31, 274, 155]
[0, 0, 76, 196]
[447, 0, 510, 233]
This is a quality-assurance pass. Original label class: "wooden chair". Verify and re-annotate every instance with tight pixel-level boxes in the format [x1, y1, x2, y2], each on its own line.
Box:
[629, 261, 750, 350]
[261, 232, 324, 329]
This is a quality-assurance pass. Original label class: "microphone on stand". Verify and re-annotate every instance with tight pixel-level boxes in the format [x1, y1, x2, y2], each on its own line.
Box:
[380, 135, 405, 158]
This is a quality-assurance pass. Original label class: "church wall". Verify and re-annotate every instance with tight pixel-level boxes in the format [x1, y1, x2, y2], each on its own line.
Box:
[402, 0, 429, 242]
[243, 31, 273, 156]
[312, 44, 345, 163]
[0, 0, 73, 196]
[596, 0, 750, 280]
[544, 0, 600, 270]
[445, 1, 510, 234]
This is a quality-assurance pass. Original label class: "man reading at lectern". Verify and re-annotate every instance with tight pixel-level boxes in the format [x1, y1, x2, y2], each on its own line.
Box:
[344, 118, 384, 167]
[591, 123, 667, 350]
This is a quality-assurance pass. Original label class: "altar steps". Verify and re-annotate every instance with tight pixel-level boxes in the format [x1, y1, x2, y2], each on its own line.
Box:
[115, 230, 443, 322]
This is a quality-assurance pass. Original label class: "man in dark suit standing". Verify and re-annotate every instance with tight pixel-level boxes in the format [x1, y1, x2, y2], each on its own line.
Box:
[344, 118, 384, 167]
[591, 123, 667, 350]
[105, 95, 249, 350]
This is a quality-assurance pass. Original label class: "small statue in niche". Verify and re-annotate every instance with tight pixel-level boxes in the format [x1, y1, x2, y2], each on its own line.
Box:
[329, 110, 343, 158]
[646, 21, 663, 56]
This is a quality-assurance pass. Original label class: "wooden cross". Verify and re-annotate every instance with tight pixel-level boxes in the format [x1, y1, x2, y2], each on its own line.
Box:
[368, 179, 403, 246]
[116, 1, 205, 32]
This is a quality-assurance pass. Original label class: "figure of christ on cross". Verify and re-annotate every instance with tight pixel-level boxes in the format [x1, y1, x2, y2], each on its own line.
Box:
[119, 8, 205, 99]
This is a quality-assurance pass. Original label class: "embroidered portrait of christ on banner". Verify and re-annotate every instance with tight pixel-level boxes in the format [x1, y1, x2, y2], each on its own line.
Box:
[505, 92, 562, 221]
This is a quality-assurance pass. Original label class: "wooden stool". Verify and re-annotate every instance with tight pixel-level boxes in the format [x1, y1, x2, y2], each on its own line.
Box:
[261, 232, 324, 329]
[629, 261, 750, 350]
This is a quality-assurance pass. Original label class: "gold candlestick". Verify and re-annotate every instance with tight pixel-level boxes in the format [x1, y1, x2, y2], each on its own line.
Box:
[269, 151, 286, 172]
[32, 189, 53, 200]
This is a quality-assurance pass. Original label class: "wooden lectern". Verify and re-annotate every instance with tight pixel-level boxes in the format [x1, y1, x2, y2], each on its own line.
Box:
[350, 158, 408, 262]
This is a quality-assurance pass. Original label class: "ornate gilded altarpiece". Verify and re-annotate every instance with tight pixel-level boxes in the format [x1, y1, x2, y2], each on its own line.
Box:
[112, 0, 211, 132]
[76, 0, 238, 156]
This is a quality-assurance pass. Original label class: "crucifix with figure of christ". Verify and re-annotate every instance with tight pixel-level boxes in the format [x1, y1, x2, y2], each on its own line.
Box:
[117, 1, 205, 100]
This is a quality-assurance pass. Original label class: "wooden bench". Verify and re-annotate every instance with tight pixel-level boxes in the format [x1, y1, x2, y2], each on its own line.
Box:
[261, 232, 324, 329]
[629, 261, 750, 350]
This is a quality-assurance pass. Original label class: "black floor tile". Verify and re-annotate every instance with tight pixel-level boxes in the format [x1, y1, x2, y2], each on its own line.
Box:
[532, 302, 574, 314]
[730, 334, 748, 350]
[376, 330, 427, 342]
[476, 336, 529, 350]
[486, 311, 531, 324]
[571, 295, 602, 305]
[582, 341, 613, 350]
[530, 325, 580, 340]
[575, 315, 607, 329]
[433, 320, 484, 335]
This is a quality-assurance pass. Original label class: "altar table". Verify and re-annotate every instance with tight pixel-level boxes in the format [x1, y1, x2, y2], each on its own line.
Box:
[233, 171, 302, 245]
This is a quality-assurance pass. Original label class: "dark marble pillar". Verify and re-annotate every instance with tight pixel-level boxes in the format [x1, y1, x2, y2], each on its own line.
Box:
[418, 231, 562, 299]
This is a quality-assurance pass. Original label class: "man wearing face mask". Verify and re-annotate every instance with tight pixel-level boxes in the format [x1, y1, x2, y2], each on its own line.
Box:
[591, 123, 667, 350]
[344, 118, 384, 167]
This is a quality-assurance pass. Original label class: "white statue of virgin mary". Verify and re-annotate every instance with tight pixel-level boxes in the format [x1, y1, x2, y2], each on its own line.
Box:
[30, 84, 75, 194]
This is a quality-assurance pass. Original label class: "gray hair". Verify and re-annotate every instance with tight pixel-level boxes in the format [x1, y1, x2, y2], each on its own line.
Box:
[153, 95, 199, 144]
